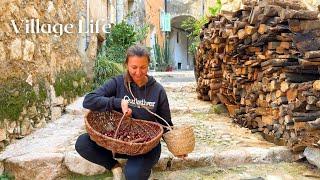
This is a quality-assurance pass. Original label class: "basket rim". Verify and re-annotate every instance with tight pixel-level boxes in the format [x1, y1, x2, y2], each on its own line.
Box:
[85, 110, 164, 145]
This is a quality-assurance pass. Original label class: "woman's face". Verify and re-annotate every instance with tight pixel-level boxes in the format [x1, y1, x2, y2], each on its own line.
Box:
[127, 55, 149, 84]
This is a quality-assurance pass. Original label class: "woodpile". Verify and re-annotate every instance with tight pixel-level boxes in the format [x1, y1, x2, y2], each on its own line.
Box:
[196, 0, 320, 151]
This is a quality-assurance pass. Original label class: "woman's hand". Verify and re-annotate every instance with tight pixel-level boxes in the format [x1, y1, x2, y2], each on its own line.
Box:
[121, 99, 132, 116]
[175, 154, 188, 159]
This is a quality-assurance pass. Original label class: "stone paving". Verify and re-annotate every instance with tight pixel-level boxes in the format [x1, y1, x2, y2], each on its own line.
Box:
[152, 162, 320, 180]
[0, 71, 318, 179]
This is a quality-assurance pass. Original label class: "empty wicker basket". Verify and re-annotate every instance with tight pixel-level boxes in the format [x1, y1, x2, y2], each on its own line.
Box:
[85, 111, 163, 156]
[163, 125, 195, 156]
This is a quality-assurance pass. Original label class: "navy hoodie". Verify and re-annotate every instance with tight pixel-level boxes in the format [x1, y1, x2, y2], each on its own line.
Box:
[83, 74, 173, 129]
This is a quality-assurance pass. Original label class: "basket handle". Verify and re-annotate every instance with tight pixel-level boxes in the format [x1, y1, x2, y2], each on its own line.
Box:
[113, 111, 127, 139]
[128, 81, 173, 131]
[141, 106, 173, 131]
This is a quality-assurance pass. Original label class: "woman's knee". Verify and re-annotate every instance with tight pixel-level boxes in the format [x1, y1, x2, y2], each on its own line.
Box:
[75, 133, 90, 153]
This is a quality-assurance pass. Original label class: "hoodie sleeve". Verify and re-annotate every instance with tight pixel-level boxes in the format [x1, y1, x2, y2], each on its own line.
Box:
[83, 78, 122, 112]
[156, 88, 173, 132]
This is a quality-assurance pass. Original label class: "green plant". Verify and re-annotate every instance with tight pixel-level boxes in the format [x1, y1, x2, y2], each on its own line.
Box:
[101, 22, 149, 64]
[93, 54, 123, 88]
[54, 70, 92, 103]
[181, 16, 208, 54]
[209, 0, 222, 16]
[135, 24, 150, 43]
[0, 172, 14, 180]
[93, 21, 149, 87]
[211, 104, 228, 114]
[102, 22, 136, 63]
[0, 78, 47, 122]
[153, 35, 172, 71]
[181, 0, 222, 54]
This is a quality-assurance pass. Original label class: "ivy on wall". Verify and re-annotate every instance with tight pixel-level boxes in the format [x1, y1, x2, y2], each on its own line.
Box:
[0, 69, 92, 122]
[0, 78, 47, 122]
[54, 70, 92, 103]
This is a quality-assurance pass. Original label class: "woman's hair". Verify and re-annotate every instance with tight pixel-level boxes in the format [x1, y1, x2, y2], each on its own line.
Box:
[124, 44, 151, 65]
[124, 44, 150, 91]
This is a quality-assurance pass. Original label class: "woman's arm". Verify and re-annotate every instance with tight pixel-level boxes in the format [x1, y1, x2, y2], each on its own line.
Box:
[83, 78, 122, 112]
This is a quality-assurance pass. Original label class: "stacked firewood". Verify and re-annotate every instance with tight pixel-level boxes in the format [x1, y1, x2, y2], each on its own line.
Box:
[196, 0, 320, 150]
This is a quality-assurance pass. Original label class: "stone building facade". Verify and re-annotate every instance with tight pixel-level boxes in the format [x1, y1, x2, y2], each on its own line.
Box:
[94, 0, 216, 71]
[166, 0, 215, 70]
[0, 0, 107, 147]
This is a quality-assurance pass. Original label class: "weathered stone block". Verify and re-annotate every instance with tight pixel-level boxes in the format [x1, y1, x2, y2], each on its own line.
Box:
[170, 152, 214, 170]
[0, 42, 6, 62]
[52, 96, 64, 106]
[8, 3, 19, 14]
[20, 119, 32, 136]
[304, 147, 320, 168]
[0, 161, 3, 175]
[5, 152, 68, 180]
[154, 153, 170, 171]
[213, 149, 249, 167]
[35, 118, 47, 128]
[10, 38, 22, 60]
[86, 34, 98, 61]
[64, 151, 106, 176]
[51, 107, 62, 121]
[24, 5, 39, 18]
[23, 40, 35, 61]
[0, 128, 7, 142]
[28, 105, 38, 118]
[5, 120, 16, 134]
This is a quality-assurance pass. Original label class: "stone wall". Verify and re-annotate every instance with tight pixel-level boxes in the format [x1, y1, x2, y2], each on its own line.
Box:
[0, 0, 95, 148]
[167, 0, 216, 19]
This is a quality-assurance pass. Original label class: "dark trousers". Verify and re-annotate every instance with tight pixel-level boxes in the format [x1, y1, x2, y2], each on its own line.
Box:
[75, 133, 161, 180]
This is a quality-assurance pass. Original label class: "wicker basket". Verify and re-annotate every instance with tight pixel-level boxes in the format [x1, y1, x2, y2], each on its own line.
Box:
[163, 125, 195, 156]
[85, 111, 163, 156]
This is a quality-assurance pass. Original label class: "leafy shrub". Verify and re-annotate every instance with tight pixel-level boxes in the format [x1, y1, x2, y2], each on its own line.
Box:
[93, 21, 149, 87]
[181, 0, 222, 54]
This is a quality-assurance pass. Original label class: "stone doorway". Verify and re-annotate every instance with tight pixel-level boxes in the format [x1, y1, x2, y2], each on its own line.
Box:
[169, 15, 196, 71]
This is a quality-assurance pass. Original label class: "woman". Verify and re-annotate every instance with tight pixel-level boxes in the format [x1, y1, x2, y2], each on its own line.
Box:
[75, 45, 183, 180]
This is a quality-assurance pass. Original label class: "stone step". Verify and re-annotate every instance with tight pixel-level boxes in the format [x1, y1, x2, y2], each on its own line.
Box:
[1, 143, 297, 179]
[65, 97, 88, 115]
[65, 146, 296, 177]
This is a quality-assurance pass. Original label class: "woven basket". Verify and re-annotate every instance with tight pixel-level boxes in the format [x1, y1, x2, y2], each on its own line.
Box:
[163, 125, 195, 156]
[85, 111, 163, 156]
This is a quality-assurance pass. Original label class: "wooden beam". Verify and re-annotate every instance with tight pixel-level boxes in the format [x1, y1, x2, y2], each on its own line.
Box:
[304, 51, 320, 59]
[289, 19, 320, 33]
[280, 8, 318, 20]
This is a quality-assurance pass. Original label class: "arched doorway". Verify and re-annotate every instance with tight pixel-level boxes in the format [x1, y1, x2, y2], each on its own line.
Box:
[169, 15, 196, 70]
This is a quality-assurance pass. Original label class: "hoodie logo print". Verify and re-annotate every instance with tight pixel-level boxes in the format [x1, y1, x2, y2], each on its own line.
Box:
[123, 95, 155, 109]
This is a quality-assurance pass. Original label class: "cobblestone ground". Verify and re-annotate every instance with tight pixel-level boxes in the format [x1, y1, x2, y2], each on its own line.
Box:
[155, 72, 276, 156]
[152, 162, 320, 180]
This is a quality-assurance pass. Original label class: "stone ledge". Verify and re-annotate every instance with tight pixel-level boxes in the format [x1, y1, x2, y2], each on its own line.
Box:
[4, 152, 67, 180]
[65, 97, 88, 115]
[64, 151, 106, 176]
[304, 147, 320, 169]
[1, 145, 295, 179]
